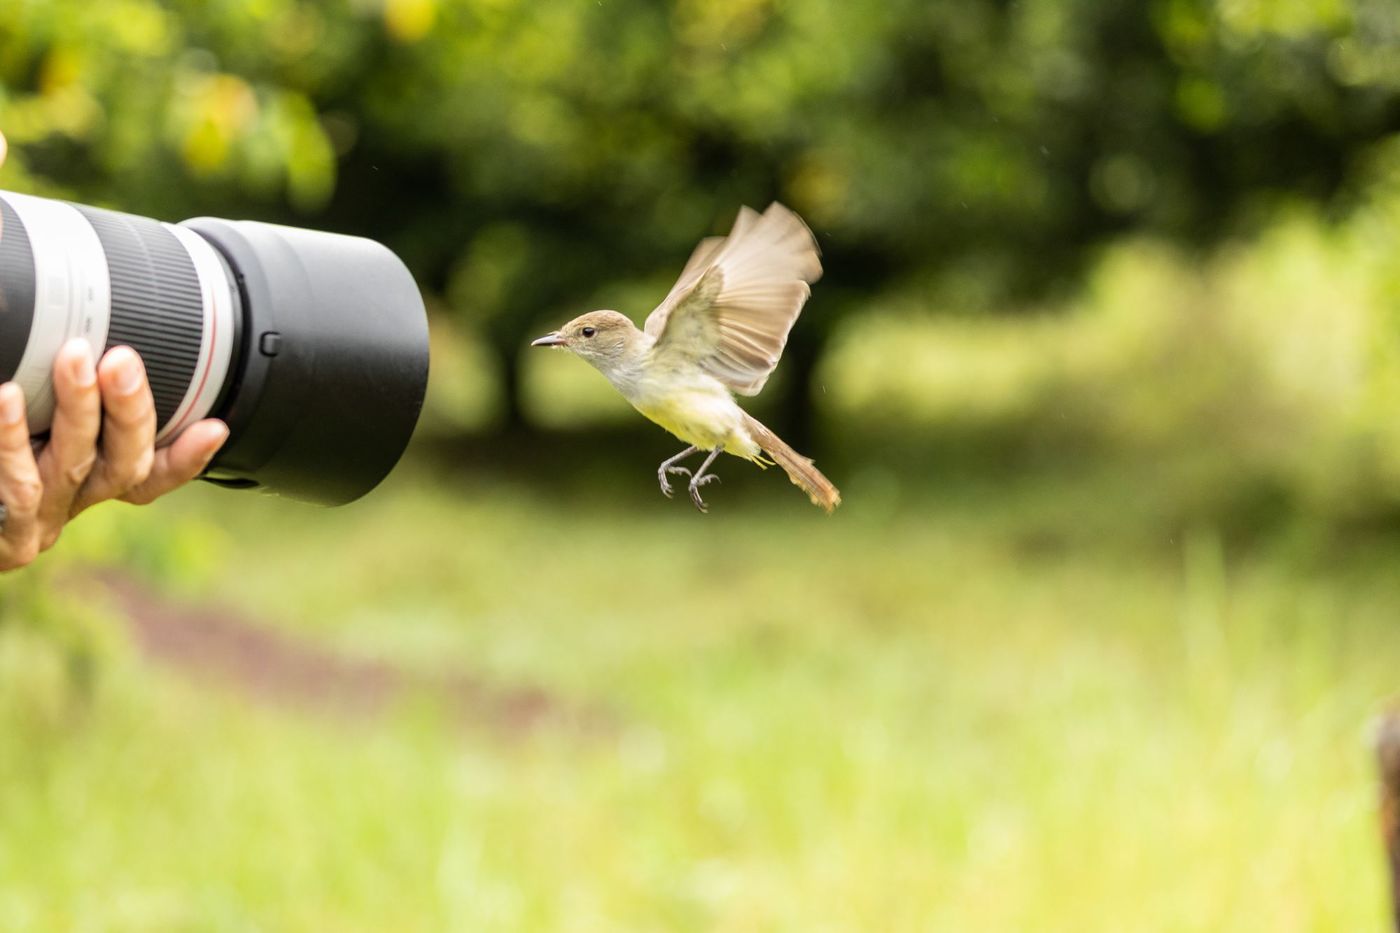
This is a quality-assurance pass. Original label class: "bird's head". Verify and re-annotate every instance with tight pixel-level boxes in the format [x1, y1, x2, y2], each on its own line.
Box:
[531, 310, 644, 374]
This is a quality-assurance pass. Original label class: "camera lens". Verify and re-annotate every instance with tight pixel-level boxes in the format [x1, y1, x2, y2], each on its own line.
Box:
[0, 190, 429, 505]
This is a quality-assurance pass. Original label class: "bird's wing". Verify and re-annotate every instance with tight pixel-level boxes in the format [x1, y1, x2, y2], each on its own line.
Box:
[666, 235, 728, 300]
[643, 202, 822, 396]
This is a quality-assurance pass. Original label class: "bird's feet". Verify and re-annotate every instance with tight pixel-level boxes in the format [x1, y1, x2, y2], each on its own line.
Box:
[658, 465, 692, 499]
[688, 473, 721, 513]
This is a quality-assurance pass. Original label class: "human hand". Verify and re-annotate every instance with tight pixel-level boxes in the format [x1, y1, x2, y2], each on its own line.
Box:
[0, 130, 228, 571]
[0, 341, 229, 570]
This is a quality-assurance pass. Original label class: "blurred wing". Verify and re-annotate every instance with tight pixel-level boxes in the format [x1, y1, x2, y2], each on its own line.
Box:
[665, 235, 727, 304]
[644, 203, 822, 396]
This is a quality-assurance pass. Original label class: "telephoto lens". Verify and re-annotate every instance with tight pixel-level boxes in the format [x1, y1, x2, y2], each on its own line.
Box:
[0, 191, 430, 505]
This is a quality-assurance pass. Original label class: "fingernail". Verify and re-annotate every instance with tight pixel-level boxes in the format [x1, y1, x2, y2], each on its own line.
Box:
[0, 383, 23, 426]
[66, 340, 96, 387]
[207, 422, 229, 451]
[111, 348, 144, 396]
[200, 422, 229, 464]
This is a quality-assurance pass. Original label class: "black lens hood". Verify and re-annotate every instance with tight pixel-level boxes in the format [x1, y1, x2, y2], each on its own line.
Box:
[182, 218, 429, 506]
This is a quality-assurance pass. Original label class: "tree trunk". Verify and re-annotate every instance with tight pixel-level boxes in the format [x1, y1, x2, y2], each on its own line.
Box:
[497, 341, 527, 435]
[776, 334, 821, 454]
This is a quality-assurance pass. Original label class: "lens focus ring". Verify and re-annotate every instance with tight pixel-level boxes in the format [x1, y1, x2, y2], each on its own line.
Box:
[74, 205, 204, 426]
[0, 199, 37, 382]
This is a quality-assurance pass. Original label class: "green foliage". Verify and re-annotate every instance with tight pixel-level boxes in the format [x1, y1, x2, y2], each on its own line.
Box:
[818, 162, 1400, 530]
[0, 566, 109, 729]
[3, 0, 1399, 369]
[0, 499, 230, 728]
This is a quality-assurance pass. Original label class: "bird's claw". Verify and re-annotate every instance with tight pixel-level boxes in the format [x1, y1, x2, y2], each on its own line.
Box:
[658, 466, 692, 498]
[688, 473, 721, 513]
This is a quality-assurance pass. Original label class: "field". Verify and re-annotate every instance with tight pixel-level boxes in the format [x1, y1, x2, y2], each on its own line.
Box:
[1, 456, 1396, 931]
[4, 1, 1399, 928]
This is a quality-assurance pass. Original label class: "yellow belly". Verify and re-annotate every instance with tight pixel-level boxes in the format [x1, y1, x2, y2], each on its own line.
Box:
[637, 393, 729, 447]
[633, 387, 762, 459]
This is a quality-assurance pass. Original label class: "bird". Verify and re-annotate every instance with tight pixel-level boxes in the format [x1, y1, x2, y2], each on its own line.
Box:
[531, 202, 841, 513]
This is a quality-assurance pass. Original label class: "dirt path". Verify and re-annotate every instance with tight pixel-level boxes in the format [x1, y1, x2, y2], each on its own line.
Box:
[96, 571, 612, 736]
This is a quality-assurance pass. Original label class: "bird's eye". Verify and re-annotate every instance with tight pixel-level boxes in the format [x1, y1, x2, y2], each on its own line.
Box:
[581, 326, 596, 338]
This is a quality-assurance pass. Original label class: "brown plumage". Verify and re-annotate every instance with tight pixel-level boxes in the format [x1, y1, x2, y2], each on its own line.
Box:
[741, 413, 841, 513]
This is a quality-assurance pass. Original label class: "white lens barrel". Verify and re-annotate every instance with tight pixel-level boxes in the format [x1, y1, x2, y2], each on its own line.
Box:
[2, 192, 111, 433]
[0, 190, 236, 443]
[159, 224, 236, 444]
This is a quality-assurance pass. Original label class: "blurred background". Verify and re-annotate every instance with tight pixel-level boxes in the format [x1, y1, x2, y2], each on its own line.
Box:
[4, 0, 1400, 928]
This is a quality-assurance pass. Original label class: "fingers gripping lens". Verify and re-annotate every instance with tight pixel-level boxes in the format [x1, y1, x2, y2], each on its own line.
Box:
[72, 206, 205, 431]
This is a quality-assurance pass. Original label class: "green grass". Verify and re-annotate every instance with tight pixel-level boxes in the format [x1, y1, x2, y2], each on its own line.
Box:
[1, 460, 1398, 931]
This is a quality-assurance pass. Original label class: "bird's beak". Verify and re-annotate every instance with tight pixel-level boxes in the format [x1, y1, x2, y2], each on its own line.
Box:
[531, 332, 566, 347]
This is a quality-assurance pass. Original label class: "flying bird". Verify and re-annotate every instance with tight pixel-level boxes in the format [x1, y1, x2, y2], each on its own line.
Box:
[532, 203, 840, 513]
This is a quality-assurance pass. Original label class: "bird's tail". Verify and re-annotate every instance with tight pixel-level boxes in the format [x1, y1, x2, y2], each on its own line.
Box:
[742, 414, 841, 514]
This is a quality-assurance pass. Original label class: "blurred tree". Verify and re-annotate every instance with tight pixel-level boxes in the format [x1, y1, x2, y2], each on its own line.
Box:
[1, 0, 1398, 442]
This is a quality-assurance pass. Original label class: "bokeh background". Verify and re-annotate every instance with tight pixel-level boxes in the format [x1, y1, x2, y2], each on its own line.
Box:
[4, 0, 1400, 928]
